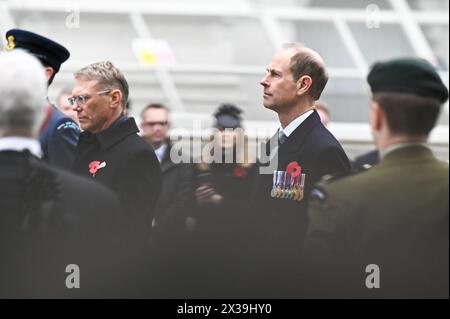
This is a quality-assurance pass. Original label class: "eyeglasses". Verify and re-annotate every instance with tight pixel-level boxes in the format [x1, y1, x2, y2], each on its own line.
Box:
[68, 90, 111, 106]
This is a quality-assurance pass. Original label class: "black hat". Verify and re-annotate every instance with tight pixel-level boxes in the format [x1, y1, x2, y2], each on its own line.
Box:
[5, 29, 70, 73]
[214, 104, 243, 129]
[367, 58, 448, 103]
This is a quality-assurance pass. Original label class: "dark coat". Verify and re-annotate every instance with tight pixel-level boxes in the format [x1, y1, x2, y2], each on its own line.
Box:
[352, 149, 380, 170]
[151, 142, 194, 242]
[71, 117, 162, 244]
[187, 160, 258, 298]
[304, 145, 449, 298]
[251, 110, 350, 244]
[0, 150, 119, 298]
[194, 161, 257, 238]
[39, 105, 80, 170]
[247, 110, 351, 297]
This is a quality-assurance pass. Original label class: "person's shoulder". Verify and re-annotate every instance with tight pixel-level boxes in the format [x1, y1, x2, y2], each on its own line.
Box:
[307, 121, 343, 148]
[44, 162, 116, 201]
[310, 166, 374, 203]
[353, 149, 380, 169]
[51, 108, 80, 132]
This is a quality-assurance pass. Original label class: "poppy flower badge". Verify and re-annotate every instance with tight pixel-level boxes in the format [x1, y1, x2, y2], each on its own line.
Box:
[89, 160, 106, 177]
[233, 166, 248, 178]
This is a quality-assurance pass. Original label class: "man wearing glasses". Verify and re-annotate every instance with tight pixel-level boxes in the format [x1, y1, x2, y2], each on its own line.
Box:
[70, 61, 162, 252]
[4, 29, 80, 170]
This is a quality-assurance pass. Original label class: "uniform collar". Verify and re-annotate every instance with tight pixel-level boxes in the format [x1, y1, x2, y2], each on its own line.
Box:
[381, 142, 428, 160]
[80, 116, 139, 150]
[0, 136, 42, 158]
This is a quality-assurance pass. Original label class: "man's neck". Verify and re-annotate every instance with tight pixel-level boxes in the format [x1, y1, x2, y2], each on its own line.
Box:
[94, 113, 122, 134]
[278, 102, 315, 129]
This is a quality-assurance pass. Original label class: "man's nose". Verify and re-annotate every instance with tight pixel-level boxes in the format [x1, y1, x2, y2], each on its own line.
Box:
[72, 104, 81, 112]
[260, 75, 269, 87]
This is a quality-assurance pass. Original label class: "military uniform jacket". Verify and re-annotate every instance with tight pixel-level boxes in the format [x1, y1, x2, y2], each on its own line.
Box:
[39, 105, 80, 169]
[305, 145, 449, 298]
[71, 117, 162, 243]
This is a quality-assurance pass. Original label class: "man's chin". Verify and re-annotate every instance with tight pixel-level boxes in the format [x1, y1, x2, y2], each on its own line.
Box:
[263, 103, 275, 111]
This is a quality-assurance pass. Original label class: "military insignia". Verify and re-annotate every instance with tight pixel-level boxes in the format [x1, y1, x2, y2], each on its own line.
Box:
[6, 35, 15, 50]
[271, 171, 283, 198]
[270, 168, 306, 201]
[310, 187, 327, 202]
[89, 160, 106, 177]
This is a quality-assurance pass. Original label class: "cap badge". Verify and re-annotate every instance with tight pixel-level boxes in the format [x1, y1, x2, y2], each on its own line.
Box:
[6, 35, 15, 50]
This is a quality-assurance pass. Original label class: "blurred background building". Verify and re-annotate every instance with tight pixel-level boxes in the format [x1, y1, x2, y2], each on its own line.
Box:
[1, 0, 448, 159]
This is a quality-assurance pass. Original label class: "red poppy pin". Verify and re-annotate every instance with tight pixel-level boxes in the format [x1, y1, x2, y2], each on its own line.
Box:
[286, 161, 301, 177]
[233, 166, 248, 178]
[89, 160, 106, 177]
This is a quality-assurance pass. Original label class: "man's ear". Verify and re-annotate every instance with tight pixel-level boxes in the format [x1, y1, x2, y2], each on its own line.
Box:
[370, 100, 383, 132]
[296, 75, 313, 96]
[44, 67, 54, 81]
[110, 89, 123, 109]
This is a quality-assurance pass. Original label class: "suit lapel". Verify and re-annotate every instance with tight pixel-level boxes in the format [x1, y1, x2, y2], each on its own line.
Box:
[283, 110, 321, 156]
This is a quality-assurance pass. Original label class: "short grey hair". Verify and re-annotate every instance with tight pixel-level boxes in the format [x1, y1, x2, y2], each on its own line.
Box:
[0, 50, 47, 136]
[74, 61, 129, 108]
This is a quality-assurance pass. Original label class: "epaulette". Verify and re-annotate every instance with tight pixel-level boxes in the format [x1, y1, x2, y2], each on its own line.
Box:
[310, 167, 372, 203]
[318, 166, 370, 185]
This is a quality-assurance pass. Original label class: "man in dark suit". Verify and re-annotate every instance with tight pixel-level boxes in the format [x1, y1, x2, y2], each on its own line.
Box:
[70, 61, 162, 248]
[0, 50, 120, 298]
[304, 58, 449, 298]
[5, 29, 80, 170]
[247, 43, 350, 297]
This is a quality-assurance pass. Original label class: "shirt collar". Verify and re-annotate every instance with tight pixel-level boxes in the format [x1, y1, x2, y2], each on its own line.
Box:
[381, 141, 428, 159]
[279, 109, 314, 137]
[0, 136, 42, 158]
[154, 143, 168, 163]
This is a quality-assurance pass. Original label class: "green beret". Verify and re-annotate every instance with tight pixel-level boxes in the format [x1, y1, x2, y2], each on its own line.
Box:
[367, 58, 448, 103]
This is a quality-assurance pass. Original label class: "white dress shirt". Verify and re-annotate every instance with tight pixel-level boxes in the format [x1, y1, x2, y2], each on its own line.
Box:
[154, 143, 168, 163]
[279, 109, 314, 138]
[0, 136, 42, 158]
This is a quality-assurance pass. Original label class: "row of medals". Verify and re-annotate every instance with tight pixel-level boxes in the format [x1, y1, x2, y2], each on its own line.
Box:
[270, 171, 306, 201]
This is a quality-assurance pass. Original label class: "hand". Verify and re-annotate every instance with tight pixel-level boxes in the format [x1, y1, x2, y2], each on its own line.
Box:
[195, 185, 223, 205]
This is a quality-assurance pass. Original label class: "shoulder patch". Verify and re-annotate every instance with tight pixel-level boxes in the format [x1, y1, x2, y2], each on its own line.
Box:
[310, 187, 327, 202]
[57, 121, 81, 132]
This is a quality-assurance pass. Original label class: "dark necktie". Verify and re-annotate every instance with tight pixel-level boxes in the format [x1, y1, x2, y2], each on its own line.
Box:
[278, 130, 287, 145]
